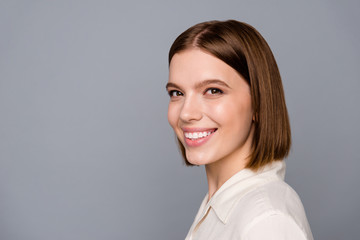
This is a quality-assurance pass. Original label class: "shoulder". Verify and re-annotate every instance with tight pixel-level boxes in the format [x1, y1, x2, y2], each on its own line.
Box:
[229, 180, 313, 239]
[243, 212, 310, 240]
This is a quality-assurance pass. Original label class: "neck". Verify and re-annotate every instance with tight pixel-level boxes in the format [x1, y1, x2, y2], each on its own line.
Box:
[205, 152, 248, 201]
[205, 126, 254, 201]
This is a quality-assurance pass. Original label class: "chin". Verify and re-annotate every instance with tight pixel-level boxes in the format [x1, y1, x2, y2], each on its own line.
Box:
[186, 152, 214, 166]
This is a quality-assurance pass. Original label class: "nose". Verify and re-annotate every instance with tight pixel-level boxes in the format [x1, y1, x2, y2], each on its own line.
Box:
[180, 95, 203, 122]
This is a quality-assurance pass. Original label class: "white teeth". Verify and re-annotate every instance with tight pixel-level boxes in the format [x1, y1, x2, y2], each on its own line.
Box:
[185, 130, 214, 140]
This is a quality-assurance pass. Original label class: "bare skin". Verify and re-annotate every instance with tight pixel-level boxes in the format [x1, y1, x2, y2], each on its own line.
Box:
[167, 48, 254, 200]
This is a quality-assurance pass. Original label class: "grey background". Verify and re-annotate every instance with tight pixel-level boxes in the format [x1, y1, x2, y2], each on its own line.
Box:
[0, 0, 359, 239]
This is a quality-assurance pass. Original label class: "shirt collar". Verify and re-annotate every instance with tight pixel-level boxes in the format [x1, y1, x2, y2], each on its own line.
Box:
[205, 161, 286, 224]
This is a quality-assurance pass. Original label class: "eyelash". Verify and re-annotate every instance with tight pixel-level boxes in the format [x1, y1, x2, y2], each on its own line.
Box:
[205, 88, 223, 95]
[167, 88, 223, 98]
[168, 90, 183, 97]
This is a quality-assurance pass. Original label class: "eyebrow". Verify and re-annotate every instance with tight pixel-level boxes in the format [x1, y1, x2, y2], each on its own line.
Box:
[195, 79, 231, 89]
[165, 82, 181, 90]
[166, 79, 231, 90]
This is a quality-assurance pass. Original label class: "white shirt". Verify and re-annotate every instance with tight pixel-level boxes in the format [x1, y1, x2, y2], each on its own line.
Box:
[185, 161, 313, 240]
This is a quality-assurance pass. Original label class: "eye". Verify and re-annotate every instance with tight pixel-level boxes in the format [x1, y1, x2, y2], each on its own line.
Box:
[168, 90, 183, 97]
[205, 88, 223, 95]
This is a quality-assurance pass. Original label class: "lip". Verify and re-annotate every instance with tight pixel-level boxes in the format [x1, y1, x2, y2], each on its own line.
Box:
[181, 127, 217, 147]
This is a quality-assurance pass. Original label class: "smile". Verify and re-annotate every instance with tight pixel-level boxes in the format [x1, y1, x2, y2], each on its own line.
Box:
[182, 128, 217, 147]
[184, 130, 215, 140]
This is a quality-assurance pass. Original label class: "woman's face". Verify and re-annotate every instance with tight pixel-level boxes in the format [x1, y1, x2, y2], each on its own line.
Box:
[167, 49, 254, 166]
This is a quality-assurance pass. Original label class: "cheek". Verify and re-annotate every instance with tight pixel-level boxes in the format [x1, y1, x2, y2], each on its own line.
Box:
[210, 102, 228, 116]
[208, 99, 253, 129]
[167, 103, 179, 129]
[207, 100, 237, 123]
[231, 103, 253, 134]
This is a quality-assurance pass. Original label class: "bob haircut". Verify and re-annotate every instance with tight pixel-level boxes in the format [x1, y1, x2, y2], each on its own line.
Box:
[168, 20, 291, 170]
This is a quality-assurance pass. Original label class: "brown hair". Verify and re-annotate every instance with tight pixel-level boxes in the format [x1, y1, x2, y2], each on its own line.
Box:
[168, 20, 291, 170]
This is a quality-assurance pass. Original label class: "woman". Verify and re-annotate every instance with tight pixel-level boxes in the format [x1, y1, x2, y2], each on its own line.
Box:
[166, 20, 313, 240]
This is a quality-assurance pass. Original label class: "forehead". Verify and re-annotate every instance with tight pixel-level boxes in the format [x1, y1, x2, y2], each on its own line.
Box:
[169, 49, 240, 85]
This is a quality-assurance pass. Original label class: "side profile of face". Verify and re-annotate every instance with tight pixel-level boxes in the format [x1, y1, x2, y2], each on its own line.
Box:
[167, 49, 254, 166]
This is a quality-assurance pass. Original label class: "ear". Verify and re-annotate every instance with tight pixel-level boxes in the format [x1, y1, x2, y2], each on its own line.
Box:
[252, 112, 258, 122]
